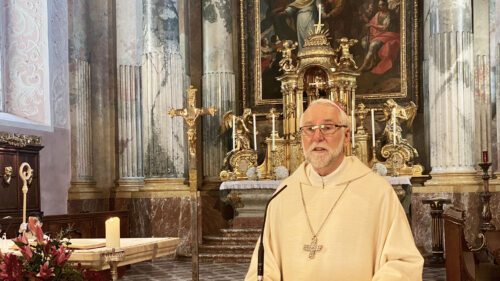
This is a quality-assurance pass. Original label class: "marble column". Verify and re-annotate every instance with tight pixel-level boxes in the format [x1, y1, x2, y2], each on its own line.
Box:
[134, 1, 192, 254]
[142, 0, 186, 181]
[115, 0, 144, 196]
[202, 0, 236, 180]
[67, 0, 99, 202]
[428, 0, 475, 175]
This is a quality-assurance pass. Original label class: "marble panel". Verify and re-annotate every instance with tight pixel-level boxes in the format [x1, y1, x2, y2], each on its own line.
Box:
[67, 199, 107, 214]
[129, 197, 192, 256]
[201, 193, 232, 236]
[143, 0, 180, 53]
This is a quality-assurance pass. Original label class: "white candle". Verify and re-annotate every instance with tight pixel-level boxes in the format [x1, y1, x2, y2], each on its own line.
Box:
[232, 115, 236, 150]
[272, 114, 276, 151]
[317, 4, 322, 32]
[253, 114, 257, 151]
[351, 109, 355, 147]
[371, 109, 375, 148]
[105, 217, 121, 248]
[392, 108, 396, 146]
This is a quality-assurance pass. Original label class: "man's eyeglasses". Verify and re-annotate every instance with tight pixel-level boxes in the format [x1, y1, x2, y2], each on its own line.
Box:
[300, 124, 347, 136]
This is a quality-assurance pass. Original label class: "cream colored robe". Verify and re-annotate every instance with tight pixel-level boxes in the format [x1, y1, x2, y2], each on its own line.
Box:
[245, 156, 423, 281]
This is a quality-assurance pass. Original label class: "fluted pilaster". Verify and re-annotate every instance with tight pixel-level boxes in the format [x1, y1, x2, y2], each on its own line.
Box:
[428, 0, 475, 174]
[69, 59, 96, 193]
[118, 66, 143, 180]
[202, 0, 236, 180]
[116, 0, 144, 193]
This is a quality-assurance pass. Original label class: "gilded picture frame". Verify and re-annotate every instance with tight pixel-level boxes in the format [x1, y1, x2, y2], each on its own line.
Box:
[239, 0, 421, 108]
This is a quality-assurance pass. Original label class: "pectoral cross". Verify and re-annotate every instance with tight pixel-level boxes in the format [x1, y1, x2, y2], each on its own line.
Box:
[303, 236, 323, 259]
[168, 85, 217, 281]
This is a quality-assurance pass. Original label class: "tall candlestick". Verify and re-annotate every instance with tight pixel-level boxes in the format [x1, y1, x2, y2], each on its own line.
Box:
[253, 114, 257, 151]
[232, 115, 236, 150]
[371, 109, 375, 148]
[105, 217, 121, 248]
[351, 109, 355, 147]
[272, 114, 276, 150]
[392, 108, 396, 146]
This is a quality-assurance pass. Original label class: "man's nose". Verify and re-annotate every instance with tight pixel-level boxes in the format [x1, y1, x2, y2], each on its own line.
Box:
[311, 128, 325, 141]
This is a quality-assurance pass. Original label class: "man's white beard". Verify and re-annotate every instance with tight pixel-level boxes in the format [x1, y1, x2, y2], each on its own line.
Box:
[304, 137, 344, 169]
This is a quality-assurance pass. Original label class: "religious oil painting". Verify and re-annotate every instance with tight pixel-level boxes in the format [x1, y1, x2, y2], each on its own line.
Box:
[242, 0, 420, 107]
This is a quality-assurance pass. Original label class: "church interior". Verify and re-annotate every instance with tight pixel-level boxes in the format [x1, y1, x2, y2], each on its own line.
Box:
[0, 0, 499, 280]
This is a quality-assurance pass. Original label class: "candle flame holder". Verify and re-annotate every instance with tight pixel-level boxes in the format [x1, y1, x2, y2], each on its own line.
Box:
[478, 162, 496, 232]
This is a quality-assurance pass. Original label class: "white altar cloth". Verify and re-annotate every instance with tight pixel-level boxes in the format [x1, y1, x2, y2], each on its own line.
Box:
[384, 176, 412, 185]
[69, 237, 179, 270]
[0, 237, 180, 271]
[220, 180, 281, 190]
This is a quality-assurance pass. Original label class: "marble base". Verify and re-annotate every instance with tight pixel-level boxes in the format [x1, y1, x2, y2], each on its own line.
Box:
[127, 197, 192, 256]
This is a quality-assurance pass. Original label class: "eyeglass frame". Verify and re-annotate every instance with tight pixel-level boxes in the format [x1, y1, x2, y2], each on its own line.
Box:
[299, 124, 348, 137]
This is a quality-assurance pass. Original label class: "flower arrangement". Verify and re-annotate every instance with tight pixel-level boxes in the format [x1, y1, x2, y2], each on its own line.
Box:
[0, 217, 93, 281]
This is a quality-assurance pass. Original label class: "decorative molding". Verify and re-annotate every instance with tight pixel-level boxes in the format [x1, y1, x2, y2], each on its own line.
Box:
[0, 132, 42, 147]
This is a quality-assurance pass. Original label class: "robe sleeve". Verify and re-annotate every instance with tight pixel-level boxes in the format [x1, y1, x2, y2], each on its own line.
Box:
[372, 189, 424, 281]
[244, 203, 282, 281]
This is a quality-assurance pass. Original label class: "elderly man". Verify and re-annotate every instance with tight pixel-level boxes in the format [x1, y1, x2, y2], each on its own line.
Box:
[245, 99, 423, 281]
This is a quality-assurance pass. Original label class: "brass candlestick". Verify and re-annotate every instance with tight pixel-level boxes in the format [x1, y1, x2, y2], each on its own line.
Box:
[478, 162, 496, 232]
[269, 150, 277, 180]
[104, 248, 125, 281]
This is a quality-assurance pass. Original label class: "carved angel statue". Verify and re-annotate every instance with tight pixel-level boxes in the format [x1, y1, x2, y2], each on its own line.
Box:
[382, 99, 417, 146]
[278, 40, 298, 72]
[336, 37, 358, 69]
[221, 108, 254, 151]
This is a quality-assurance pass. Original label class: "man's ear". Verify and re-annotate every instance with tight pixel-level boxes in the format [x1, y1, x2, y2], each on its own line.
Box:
[344, 128, 351, 146]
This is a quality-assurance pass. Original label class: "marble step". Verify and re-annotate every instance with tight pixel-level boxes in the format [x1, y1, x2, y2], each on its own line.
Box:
[203, 235, 258, 245]
[200, 244, 256, 254]
[220, 228, 261, 238]
[199, 253, 252, 263]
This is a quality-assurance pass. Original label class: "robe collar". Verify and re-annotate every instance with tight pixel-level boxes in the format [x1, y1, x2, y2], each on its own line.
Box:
[287, 156, 373, 188]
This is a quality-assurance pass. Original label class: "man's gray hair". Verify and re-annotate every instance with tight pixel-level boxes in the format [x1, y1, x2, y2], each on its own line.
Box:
[300, 99, 351, 128]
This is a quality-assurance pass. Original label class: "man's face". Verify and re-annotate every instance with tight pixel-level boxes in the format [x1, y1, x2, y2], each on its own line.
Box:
[301, 103, 350, 173]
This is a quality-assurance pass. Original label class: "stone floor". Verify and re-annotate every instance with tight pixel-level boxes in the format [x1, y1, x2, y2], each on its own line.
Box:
[121, 257, 446, 281]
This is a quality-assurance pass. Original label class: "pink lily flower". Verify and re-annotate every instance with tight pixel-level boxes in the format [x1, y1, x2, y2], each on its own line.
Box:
[0, 253, 23, 281]
[28, 216, 44, 243]
[52, 245, 71, 266]
[13, 235, 32, 261]
[35, 261, 55, 280]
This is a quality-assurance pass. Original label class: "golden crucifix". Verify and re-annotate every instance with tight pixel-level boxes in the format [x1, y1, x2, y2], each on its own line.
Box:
[168, 85, 216, 281]
[168, 85, 217, 159]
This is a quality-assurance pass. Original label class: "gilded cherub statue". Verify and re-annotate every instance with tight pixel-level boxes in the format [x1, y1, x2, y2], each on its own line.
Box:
[278, 40, 298, 72]
[336, 37, 358, 70]
[221, 108, 254, 151]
